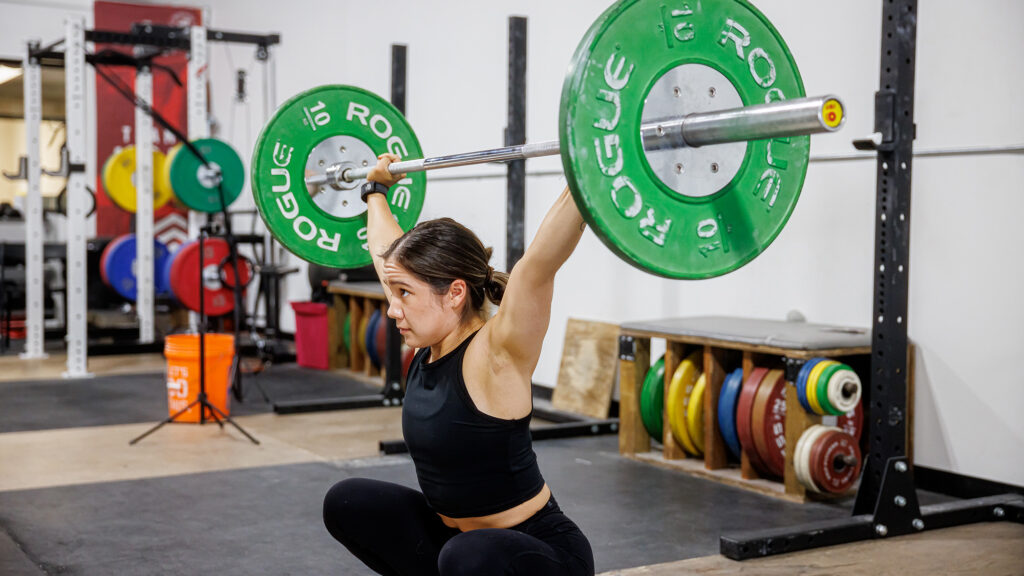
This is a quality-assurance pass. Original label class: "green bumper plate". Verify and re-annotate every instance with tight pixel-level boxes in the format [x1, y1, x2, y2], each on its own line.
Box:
[640, 355, 666, 440]
[251, 85, 425, 268]
[169, 138, 245, 213]
[560, 0, 809, 278]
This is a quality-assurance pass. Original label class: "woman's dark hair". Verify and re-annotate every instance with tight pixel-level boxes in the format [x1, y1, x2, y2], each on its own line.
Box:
[382, 218, 510, 320]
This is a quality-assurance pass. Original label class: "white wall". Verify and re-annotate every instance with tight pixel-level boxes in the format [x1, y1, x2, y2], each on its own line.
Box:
[2, 0, 1021, 487]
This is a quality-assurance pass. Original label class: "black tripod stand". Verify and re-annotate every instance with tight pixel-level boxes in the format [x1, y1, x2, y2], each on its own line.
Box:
[130, 222, 259, 445]
[215, 203, 271, 406]
[91, 53, 261, 444]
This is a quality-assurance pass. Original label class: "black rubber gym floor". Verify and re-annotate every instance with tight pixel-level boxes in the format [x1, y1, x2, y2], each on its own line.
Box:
[0, 364, 381, 433]
[0, 434, 899, 576]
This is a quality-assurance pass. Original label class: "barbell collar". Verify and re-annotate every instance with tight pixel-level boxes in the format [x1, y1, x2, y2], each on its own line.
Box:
[306, 94, 843, 188]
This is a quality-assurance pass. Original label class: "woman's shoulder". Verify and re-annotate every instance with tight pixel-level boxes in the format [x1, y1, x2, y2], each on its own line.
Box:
[462, 320, 534, 417]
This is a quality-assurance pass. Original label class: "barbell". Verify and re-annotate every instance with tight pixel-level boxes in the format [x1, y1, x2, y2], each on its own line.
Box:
[306, 96, 841, 187]
[251, 0, 846, 279]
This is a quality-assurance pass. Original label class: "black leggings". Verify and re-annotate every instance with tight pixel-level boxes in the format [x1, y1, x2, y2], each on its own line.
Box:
[323, 478, 594, 576]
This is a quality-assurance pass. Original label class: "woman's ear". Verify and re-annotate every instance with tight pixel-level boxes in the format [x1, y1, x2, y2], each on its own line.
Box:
[447, 279, 468, 310]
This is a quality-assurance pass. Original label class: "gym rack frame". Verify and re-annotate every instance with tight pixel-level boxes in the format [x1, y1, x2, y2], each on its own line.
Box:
[14, 19, 278, 378]
[719, 0, 1023, 559]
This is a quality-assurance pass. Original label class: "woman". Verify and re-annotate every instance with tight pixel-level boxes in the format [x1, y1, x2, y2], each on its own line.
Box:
[323, 153, 594, 576]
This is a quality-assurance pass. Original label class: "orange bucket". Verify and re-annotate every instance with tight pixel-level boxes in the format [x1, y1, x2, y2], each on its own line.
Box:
[165, 333, 235, 423]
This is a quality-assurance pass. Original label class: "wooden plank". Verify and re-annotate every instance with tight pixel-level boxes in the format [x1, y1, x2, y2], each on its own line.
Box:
[704, 345, 728, 470]
[620, 317, 870, 350]
[630, 451, 805, 503]
[618, 337, 650, 455]
[619, 328, 870, 358]
[550, 318, 620, 419]
[348, 297, 364, 373]
[740, 351, 758, 480]
[662, 342, 687, 460]
[326, 280, 387, 301]
[784, 382, 818, 498]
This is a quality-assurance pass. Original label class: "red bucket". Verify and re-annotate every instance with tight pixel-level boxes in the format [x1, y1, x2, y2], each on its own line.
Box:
[292, 301, 329, 370]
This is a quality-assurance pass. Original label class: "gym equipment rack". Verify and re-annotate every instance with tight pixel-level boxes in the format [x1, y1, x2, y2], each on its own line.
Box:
[719, 0, 1024, 559]
[13, 19, 278, 378]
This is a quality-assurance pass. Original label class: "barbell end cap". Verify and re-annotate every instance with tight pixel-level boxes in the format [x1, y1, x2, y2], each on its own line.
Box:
[819, 95, 847, 132]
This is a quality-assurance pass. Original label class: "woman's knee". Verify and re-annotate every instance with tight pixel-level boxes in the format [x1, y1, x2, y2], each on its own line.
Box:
[323, 478, 428, 541]
[438, 528, 591, 576]
[322, 478, 382, 541]
[437, 532, 492, 576]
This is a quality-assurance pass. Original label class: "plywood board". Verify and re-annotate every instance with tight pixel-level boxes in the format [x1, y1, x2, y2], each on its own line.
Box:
[551, 318, 619, 419]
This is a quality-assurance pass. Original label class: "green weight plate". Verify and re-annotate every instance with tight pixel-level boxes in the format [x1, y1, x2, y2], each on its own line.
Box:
[639, 355, 666, 440]
[251, 85, 426, 268]
[816, 362, 844, 416]
[827, 367, 862, 415]
[169, 138, 245, 213]
[560, 0, 808, 278]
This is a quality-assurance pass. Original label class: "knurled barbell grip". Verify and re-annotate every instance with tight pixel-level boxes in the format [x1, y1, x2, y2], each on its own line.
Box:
[303, 94, 843, 188]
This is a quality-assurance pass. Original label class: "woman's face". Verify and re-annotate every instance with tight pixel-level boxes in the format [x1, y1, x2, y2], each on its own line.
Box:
[383, 259, 463, 349]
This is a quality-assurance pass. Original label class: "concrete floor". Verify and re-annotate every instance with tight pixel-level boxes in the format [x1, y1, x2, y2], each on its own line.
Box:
[0, 353, 1021, 575]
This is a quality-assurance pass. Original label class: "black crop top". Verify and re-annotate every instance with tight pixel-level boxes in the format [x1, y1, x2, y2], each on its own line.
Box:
[401, 331, 545, 518]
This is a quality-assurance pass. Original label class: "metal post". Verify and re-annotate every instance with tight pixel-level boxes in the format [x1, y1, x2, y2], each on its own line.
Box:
[63, 17, 92, 377]
[384, 43, 407, 405]
[260, 42, 277, 268]
[854, 0, 919, 516]
[198, 229, 207, 425]
[188, 26, 209, 140]
[135, 65, 155, 344]
[506, 16, 527, 271]
[187, 26, 209, 243]
[186, 26, 209, 332]
[20, 40, 47, 360]
[390, 44, 406, 117]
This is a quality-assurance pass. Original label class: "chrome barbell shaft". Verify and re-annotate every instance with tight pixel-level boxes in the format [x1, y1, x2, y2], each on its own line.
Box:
[642, 96, 842, 150]
[305, 95, 842, 188]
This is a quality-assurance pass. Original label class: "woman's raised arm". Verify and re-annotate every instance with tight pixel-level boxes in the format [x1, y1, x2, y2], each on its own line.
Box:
[364, 154, 407, 300]
[488, 186, 585, 364]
